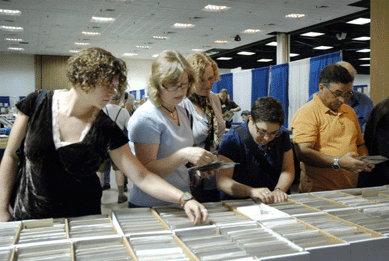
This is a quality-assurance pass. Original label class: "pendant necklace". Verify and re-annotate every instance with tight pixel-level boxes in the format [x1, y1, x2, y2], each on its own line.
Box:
[161, 104, 176, 119]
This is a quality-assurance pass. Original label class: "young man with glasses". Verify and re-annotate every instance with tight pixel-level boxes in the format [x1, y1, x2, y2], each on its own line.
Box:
[292, 63, 374, 193]
[216, 97, 295, 204]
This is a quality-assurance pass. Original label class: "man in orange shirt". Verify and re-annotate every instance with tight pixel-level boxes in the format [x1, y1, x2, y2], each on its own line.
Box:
[291, 63, 374, 192]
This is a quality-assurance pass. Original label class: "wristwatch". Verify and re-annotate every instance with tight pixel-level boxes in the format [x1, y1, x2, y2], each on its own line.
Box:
[179, 192, 194, 207]
[275, 187, 284, 192]
[332, 157, 341, 171]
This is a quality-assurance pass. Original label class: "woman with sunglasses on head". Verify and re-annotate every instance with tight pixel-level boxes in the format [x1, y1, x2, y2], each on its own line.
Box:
[0, 48, 208, 225]
[216, 97, 295, 204]
[126, 50, 216, 209]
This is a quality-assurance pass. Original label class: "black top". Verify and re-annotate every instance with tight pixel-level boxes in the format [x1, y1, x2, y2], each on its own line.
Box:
[13, 90, 129, 220]
[220, 98, 239, 115]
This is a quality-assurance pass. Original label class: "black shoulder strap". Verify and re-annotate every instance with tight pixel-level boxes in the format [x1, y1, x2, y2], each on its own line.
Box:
[34, 90, 47, 112]
[235, 125, 278, 176]
[114, 107, 122, 123]
[185, 108, 193, 130]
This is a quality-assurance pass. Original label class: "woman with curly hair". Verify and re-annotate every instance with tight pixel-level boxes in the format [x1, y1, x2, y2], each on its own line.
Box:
[0, 47, 208, 224]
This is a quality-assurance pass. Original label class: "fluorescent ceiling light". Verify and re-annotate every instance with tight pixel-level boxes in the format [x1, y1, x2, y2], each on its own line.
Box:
[313, 46, 333, 50]
[69, 50, 80, 53]
[153, 36, 168, 40]
[300, 32, 325, 37]
[192, 49, 203, 52]
[172, 23, 195, 28]
[360, 64, 370, 67]
[214, 40, 229, 44]
[74, 42, 90, 46]
[203, 4, 230, 12]
[257, 59, 273, 62]
[352, 36, 370, 41]
[0, 26, 23, 32]
[290, 53, 300, 57]
[5, 38, 22, 41]
[0, 9, 21, 16]
[8, 47, 24, 51]
[266, 42, 277, 46]
[356, 48, 370, 53]
[217, 57, 233, 60]
[152, 54, 159, 58]
[238, 51, 255, 56]
[285, 13, 305, 18]
[82, 31, 101, 36]
[359, 57, 370, 60]
[242, 29, 261, 34]
[91, 16, 115, 23]
[347, 18, 370, 25]
[123, 53, 138, 56]
[136, 45, 150, 49]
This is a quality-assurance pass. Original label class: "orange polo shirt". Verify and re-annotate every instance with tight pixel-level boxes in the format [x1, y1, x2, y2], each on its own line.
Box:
[291, 94, 365, 192]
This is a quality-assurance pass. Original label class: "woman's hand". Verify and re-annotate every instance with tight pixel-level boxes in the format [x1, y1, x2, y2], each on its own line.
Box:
[183, 199, 209, 225]
[184, 147, 217, 166]
[0, 209, 12, 222]
[249, 187, 274, 204]
[197, 170, 217, 179]
[272, 189, 288, 203]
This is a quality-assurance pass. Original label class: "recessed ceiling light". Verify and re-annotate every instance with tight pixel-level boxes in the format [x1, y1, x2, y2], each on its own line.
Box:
[346, 18, 370, 25]
[172, 23, 195, 29]
[242, 29, 261, 34]
[69, 50, 81, 53]
[257, 59, 273, 62]
[290, 53, 300, 57]
[217, 57, 233, 60]
[356, 48, 370, 53]
[192, 49, 203, 52]
[123, 53, 138, 56]
[82, 31, 101, 36]
[153, 36, 168, 40]
[74, 42, 90, 46]
[91, 16, 115, 23]
[359, 57, 370, 60]
[360, 64, 370, 67]
[202, 4, 231, 12]
[214, 40, 229, 44]
[266, 42, 277, 46]
[285, 13, 305, 19]
[300, 32, 325, 37]
[352, 36, 370, 41]
[0, 9, 21, 16]
[0, 26, 23, 32]
[313, 46, 333, 50]
[237, 51, 255, 56]
[5, 38, 22, 41]
[152, 54, 159, 58]
[8, 47, 24, 51]
[136, 45, 150, 49]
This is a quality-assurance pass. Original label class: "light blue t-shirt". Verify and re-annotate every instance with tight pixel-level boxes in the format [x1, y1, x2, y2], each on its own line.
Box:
[127, 100, 193, 206]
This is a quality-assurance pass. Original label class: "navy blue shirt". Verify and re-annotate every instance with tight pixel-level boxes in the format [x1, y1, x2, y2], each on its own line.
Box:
[217, 121, 292, 200]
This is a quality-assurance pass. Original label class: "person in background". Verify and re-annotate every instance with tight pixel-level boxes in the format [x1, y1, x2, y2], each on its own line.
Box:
[0, 47, 208, 224]
[292, 63, 374, 193]
[127, 50, 217, 208]
[125, 93, 136, 116]
[241, 110, 250, 123]
[358, 96, 389, 187]
[217, 97, 294, 204]
[180, 53, 226, 202]
[219, 88, 241, 129]
[96, 94, 130, 203]
[307, 61, 373, 132]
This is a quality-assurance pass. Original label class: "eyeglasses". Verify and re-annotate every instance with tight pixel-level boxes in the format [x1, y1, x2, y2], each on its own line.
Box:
[254, 123, 281, 138]
[325, 84, 353, 99]
[162, 82, 191, 92]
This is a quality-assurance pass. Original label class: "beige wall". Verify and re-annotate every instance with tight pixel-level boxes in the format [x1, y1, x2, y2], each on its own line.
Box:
[370, 0, 389, 105]
[35, 55, 71, 91]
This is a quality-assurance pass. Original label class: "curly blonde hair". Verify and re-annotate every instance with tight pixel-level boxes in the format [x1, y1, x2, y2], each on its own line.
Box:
[186, 53, 220, 94]
[66, 47, 127, 95]
[148, 50, 196, 107]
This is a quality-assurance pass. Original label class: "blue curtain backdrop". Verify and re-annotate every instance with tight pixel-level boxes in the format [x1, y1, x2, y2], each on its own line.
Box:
[251, 67, 270, 106]
[212, 73, 233, 99]
[140, 89, 145, 100]
[129, 90, 137, 99]
[308, 51, 341, 96]
[269, 63, 289, 128]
